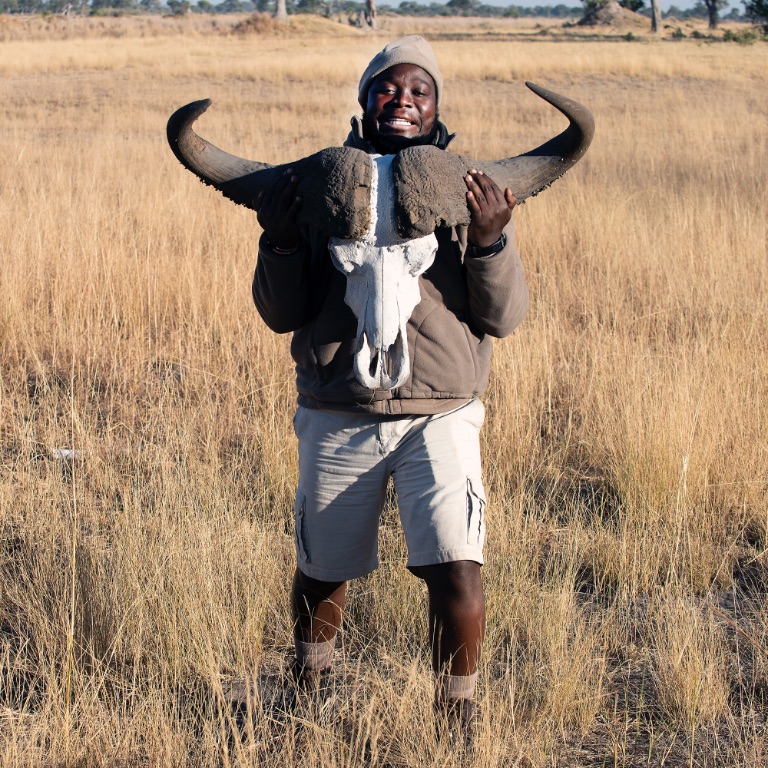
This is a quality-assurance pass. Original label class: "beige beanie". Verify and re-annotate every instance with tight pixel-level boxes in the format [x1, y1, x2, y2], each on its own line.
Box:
[357, 35, 443, 109]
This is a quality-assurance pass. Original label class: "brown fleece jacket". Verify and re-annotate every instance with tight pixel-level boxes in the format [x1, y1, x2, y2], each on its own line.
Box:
[253, 222, 527, 415]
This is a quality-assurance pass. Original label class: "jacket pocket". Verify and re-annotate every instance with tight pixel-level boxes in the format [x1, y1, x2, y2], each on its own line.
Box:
[294, 492, 311, 564]
[466, 478, 486, 547]
[409, 305, 480, 396]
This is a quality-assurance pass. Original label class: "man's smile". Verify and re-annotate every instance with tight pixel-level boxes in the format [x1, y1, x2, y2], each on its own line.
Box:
[380, 116, 415, 131]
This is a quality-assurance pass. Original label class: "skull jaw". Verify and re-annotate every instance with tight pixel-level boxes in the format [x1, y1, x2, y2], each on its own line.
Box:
[354, 327, 409, 391]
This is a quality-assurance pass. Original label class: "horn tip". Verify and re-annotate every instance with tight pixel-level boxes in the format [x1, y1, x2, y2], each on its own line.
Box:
[188, 98, 213, 117]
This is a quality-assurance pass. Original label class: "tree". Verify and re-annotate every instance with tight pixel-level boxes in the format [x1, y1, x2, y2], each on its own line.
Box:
[296, 0, 323, 11]
[167, 0, 190, 13]
[446, 0, 478, 13]
[743, 0, 768, 30]
[90, 0, 137, 11]
[702, 0, 728, 26]
[649, 0, 662, 30]
[365, 0, 376, 26]
[274, 0, 287, 19]
[581, 0, 607, 18]
[619, 0, 643, 10]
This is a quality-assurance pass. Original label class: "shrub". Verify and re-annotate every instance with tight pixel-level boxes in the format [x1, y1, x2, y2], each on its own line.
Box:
[232, 11, 280, 33]
[743, 0, 768, 32]
[722, 26, 760, 42]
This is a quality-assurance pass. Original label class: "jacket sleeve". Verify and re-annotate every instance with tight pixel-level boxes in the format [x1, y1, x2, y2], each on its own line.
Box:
[463, 219, 529, 339]
[252, 233, 316, 334]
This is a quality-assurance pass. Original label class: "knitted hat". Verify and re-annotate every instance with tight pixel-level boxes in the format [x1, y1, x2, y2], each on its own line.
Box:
[358, 35, 443, 110]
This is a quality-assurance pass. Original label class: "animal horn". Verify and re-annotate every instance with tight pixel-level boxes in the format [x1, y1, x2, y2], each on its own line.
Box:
[167, 99, 373, 238]
[485, 82, 595, 201]
[167, 99, 276, 209]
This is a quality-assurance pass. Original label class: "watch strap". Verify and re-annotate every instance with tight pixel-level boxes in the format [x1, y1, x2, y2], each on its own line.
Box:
[466, 232, 507, 258]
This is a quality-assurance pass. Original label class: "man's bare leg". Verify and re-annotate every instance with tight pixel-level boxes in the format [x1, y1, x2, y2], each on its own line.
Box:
[417, 560, 485, 680]
[291, 568, 347, 679]
[415, 559, 484, 747]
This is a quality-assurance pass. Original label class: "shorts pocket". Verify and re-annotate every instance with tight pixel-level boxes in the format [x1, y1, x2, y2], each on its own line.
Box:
[466, 478, 486, 547]
[294, 492, 311, 564]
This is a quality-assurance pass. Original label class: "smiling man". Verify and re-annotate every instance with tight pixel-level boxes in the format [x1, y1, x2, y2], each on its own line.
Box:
[362, 62, 437, 151]
[252, 35, 529, 748]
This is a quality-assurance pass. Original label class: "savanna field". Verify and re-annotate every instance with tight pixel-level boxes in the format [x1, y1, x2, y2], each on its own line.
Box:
[0, 12, 766, 766]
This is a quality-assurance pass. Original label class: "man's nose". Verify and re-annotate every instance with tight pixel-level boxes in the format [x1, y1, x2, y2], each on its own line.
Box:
[391, 89, 412, 107]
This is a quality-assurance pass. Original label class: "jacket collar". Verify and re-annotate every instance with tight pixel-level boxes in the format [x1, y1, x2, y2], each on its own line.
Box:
[344, 115, 456, 154]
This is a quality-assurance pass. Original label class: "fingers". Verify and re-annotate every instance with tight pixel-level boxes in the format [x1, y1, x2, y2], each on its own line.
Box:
[465, 169, 502, 196]
[276, 169, 300, 213]
[465, 169, 514, 248]
[285, 194, 301, 222]
[465, 170, 485, 205]
[465, 169, 491, 204]
[465, 169, 509, 213]
[256, 169, 302, 250]
[504, 187, 518, 211]
[255, 169, 299, 214]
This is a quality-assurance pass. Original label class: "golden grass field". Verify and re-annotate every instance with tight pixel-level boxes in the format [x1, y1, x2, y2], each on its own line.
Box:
[0, 12, 766, 767]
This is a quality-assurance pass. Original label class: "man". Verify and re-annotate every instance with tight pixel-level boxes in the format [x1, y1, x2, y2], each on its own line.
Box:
[252, 35, 529, 742]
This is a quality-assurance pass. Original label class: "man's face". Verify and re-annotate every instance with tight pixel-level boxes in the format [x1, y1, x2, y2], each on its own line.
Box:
[364, 64, 437, 151]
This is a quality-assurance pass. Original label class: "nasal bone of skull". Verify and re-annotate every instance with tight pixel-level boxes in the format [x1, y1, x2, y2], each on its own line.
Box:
[355, 326, 407, 391]
[330, 235, 437, 390]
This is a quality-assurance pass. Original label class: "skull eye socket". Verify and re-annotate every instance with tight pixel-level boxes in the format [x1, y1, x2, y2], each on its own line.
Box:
[402, 236, 438, 277]
[405, 255, 425, 277]
[329, 240, 367, 274]
[331, 254, 355, 274]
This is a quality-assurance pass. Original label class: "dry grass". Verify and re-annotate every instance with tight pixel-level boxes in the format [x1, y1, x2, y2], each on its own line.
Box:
[1, 14, 767, 768]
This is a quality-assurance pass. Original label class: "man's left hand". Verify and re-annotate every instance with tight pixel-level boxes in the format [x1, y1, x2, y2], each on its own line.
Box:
[465, 170, 516, 248]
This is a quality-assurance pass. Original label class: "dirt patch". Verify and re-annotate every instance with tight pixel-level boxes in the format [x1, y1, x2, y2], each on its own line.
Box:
[578, 0, 649, 29]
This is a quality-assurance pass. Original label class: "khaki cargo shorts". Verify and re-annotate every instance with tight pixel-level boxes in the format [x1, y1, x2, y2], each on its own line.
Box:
[292, 399, 487, 582]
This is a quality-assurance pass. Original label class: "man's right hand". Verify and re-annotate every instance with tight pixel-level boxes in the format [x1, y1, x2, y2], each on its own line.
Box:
[255, 169, 301, 251]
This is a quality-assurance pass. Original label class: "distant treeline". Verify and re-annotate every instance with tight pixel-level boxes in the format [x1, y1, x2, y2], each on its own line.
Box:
[0, 0, 747, 21]
[381, 2, 582, 17]
[0, 0, 582, 14]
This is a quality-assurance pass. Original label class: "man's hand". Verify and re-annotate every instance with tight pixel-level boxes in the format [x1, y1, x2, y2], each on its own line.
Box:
[255, 169, 301, 251]
[465, 170, 516, 249]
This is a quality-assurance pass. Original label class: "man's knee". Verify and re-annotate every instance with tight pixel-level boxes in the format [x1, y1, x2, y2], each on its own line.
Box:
[420, 561, 484, 617]
[293, 568, 346, 600]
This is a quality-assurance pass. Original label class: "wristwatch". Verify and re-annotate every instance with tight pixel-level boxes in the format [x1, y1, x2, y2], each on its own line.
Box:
[466, 233, 507, 258]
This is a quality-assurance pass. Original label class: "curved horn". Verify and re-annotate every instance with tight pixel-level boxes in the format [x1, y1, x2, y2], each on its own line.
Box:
[392, 83, 595, 238]
[167, 99, 276, 208]
[167, 100, 373, 238]
[486, 82, 595, 201]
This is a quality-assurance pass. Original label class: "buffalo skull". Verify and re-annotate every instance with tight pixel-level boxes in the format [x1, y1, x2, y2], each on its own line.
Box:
[167, 83, 594, 389]
[329, 153, 438, 389]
